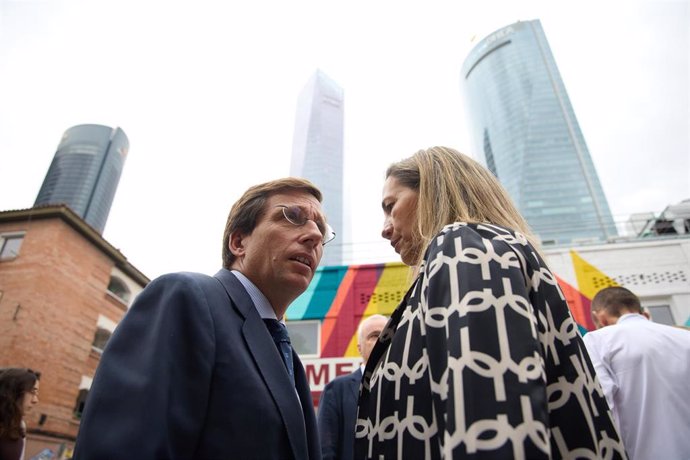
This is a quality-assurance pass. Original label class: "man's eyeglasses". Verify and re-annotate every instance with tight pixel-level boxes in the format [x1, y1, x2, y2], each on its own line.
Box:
[277, 205, 336, 246]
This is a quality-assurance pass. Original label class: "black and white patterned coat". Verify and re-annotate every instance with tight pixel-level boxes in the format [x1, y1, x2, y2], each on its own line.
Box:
[355, 223, 626, 459]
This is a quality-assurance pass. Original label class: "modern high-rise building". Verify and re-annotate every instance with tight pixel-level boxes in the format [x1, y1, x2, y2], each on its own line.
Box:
[35, 124, 129, 234]
[461, 20, 617, 245]
[291, 69, 344, 266]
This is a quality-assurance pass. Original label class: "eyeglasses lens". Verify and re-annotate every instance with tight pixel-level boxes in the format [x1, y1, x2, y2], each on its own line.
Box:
[283, 206, 305, 225]
[281, 205, 335, 245]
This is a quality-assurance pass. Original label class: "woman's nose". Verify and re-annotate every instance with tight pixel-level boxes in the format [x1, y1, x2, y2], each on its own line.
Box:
[381, 219, 393, 240]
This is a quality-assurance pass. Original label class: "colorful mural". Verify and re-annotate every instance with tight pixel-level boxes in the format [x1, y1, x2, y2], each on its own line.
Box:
[287, 250, 614, 360]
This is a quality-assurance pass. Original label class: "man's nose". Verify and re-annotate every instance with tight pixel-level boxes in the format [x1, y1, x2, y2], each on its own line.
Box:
[301, 219, 324, 246]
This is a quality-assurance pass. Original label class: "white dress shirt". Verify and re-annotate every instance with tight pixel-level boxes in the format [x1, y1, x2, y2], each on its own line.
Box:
[231, 270, 280, 320]
[583, 313, 690, 460]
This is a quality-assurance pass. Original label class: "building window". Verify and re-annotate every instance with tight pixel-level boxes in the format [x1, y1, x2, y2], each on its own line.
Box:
[92, 315, 117, 353]
[74, 389, 89, 418]
[92, 328, 112, 352]
[646, 305, 675, 325]
[285, 320, 320, 357]
[74, 375, 93, 419]
[107, 276, 131, 303]
[0, 234, 24, 260]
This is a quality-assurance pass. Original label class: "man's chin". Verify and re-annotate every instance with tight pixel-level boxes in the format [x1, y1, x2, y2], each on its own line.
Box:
[287, 273, 313, 292]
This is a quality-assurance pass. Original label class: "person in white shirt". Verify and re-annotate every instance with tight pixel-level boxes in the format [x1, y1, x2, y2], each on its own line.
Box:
[583, 286, 690, 460]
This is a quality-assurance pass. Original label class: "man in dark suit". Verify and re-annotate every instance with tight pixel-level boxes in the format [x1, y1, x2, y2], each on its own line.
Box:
[317, 314, 388, 460]
[74, 177, 335, 459]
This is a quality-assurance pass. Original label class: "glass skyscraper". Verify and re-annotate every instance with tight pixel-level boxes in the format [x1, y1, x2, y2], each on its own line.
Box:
[35, 124, 129, 234]
[291, 69, 344, 266]
[461, 19, 617, 245]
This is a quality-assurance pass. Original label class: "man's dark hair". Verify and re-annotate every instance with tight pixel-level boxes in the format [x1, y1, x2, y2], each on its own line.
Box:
[591, 286, 642, 317]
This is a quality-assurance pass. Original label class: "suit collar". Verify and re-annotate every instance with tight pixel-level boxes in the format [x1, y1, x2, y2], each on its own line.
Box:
[214, 269, 254, 318]
[348, 368, 362, 399]
[213, 269, 310, 458]
[230, 269, 277, 319]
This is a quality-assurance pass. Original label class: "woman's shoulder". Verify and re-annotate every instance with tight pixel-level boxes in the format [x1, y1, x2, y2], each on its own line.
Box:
[426, 222, 543, 270]
[435, 222, 531, 248]
[0, 435, 24, 460]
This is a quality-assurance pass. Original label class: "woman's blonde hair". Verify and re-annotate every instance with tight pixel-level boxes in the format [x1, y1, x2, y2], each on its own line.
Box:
[386, 146, 540, 266]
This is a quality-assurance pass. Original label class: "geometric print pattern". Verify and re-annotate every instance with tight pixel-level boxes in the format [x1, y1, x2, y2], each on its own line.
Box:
[355, 223, 627, 459]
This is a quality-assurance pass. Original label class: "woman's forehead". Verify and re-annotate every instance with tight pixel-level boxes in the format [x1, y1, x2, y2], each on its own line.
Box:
[382, 176, 414, 199]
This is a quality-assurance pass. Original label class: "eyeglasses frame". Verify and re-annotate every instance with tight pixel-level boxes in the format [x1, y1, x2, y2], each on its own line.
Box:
[275, 205, 336, 246]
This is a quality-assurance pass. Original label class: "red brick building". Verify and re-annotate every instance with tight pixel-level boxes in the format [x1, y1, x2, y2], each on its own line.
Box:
[0, 205, 148, 458]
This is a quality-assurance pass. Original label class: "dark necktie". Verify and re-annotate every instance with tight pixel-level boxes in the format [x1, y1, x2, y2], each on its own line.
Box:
[263, 319, 295, 386]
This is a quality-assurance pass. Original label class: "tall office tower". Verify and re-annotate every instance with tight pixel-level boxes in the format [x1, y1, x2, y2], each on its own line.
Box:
[35, 124, 129, 234]
[461, 20, 617, 245]
[291, 69, 344, 266]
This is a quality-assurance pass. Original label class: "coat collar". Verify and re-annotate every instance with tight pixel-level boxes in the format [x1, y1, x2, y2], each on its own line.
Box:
[348, 367, 362, 399]
[213, 269, 309, 459]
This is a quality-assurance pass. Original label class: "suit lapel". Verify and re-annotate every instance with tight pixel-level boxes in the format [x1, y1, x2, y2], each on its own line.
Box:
[214, 270, 309, 459]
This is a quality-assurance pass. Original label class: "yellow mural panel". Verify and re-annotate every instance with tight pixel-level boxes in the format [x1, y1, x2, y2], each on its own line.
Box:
[343, 263, 413, 357]
[570, 250, 619, 299]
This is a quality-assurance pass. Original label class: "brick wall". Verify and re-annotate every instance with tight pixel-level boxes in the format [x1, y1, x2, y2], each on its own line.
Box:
[0, 216, 129, 442]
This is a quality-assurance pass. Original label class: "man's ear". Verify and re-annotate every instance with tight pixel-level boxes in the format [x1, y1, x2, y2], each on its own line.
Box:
[599, 313, 611, 327]
[229, 231, 246, 258]
[591, 310, 611, 329]
[595, 310, 617, 327]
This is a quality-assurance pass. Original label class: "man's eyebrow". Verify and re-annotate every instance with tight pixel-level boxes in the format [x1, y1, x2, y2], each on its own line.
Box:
[312, 209, 327, 222]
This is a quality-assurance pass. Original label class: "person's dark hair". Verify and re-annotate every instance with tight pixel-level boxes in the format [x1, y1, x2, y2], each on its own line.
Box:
[221, 177, 322, 268]
[0, 368, 40, 440]
[591, 286, 642, 317]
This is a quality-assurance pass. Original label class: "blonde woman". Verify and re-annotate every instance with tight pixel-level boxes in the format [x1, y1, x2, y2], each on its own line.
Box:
[355, 147, 626, 459]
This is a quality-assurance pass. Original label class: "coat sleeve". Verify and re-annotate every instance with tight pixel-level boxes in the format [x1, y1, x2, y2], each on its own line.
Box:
[317, 380, 341, 460]
[420, 226, 550, 458]
[73, 273, 216, 460]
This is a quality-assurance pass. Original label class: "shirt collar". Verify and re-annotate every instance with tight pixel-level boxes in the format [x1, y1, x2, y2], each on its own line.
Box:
[231, 270, 280, 321]
[618, 313, 646, 323]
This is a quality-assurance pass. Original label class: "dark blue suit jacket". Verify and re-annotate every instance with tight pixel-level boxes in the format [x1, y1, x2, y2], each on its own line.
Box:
[73, 269, 321, 460]
[316, 368, 362, 460]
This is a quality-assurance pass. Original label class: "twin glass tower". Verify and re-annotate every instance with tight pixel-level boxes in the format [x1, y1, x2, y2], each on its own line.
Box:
[291, 70, 345, 266]
[462, 19, 617, 245]
[288, 20, 616, 264]
[35, 124, 128, 234]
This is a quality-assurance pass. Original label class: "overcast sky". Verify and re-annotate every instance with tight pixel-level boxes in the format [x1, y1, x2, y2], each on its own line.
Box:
[1, 0, 688, 279]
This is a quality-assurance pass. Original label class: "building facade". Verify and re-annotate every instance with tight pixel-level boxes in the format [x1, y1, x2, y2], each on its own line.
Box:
[461, 20, 617, 245]
[0, 206, 147, 458]
[35, 124, 129, 234]
[290, 70, 344, 266]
